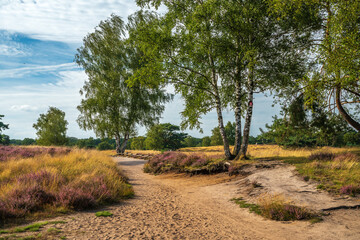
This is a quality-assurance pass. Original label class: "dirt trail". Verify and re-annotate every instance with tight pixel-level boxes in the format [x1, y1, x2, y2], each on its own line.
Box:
[17, 157, 360, 239]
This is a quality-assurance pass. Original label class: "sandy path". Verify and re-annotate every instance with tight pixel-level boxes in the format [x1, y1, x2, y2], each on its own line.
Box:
[15, 157, 360, 239]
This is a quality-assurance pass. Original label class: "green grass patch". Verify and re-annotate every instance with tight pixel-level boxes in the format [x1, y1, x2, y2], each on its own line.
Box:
[95, 211, 113, 217]
[231, 198, 262, 215]
[14, 222, 49, 233]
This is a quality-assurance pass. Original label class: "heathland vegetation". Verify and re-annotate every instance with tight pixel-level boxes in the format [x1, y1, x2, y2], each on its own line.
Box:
[0, 146, 133, 224]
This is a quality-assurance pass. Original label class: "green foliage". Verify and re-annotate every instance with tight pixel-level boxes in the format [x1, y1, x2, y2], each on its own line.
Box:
[259, 96, 353, 147]
[182, 136, 201, 148]
[96, 141, 115, 151]
[95, 211, 113, 217]
[75, 14, 172, 153]
[33, 107, 68, 146]
[10, 138, 36, 146]
[131, 136, 146, 150]
[210, 127, 223, 146]
[343, 132, 360, 146]
[201, 136, 211, 147]
[210, 122, 236, 146]
[145, 123, 187, 150]
[0, 115, 9, 146]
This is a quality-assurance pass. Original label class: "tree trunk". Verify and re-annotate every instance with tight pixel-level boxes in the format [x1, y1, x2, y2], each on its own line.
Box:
[115, 134, 122, 154]
[336, 87, 360, 132]
[238, 68, 254, 159]
[215, 94, 233, 159]
[209, 52, 233, 160]
[233, 80, 242, 156]
[119, 132, 129, 154]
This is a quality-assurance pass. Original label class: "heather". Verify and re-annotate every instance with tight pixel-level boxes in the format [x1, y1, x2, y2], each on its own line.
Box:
[0, 146, 71, 162]
[232, 194, 319, 222]
[143, 152, 230, 174]
[294, 152, 360, 194]
[0, 149, 133, 221]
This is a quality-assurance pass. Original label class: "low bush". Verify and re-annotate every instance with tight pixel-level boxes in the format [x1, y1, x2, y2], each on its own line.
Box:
[308, 152, 335, 161]
[0, 149, 133, 220]
[144, 152, 227, 174]
[339, 185, 360, 196]
[232, 194, 318, 222]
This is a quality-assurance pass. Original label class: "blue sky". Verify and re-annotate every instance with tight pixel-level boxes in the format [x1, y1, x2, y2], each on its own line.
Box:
[0, 0, 280, 140]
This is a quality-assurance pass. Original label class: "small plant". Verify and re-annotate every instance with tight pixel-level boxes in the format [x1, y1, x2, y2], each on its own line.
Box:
[14, 222, 49, 233]
[95, 211, 113, 217]
[231, 198, 261, 215]
[47, 227, 61, 234]
[339, 185, 360, 196]
[257, 193, 318, 221]
[303, 176, 310, 181]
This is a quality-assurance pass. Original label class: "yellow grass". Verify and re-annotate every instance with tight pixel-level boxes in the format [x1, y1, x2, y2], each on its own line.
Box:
[0, 149, 133, 200]
[178, 145, 360, 159]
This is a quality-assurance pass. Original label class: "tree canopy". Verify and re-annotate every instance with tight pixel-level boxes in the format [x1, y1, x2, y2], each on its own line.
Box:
[33, 107, 68, 146]
[75, 15, 172, 153]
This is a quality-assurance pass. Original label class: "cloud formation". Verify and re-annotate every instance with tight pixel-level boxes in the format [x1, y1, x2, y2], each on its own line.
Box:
[0, 0, 140, 43]
[0, 63, 78, 78]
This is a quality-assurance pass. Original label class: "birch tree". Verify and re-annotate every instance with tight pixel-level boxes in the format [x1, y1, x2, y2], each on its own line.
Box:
[75, 15, 171, 154]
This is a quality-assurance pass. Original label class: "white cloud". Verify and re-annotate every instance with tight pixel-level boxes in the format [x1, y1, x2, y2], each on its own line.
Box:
[0, 0, 140, 43]
[10, 105, 39, 112]
[0, 70, 92, 139]
[0, 63, 78, 78]
[0, 44, 28, 56]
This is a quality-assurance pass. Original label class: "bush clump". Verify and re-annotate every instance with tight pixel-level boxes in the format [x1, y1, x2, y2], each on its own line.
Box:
[339, 185, 360, 196]
[308, 152, 335, 161]
[144, 152, 227, 174]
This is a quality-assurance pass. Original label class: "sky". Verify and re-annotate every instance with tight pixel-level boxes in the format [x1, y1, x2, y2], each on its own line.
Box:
[0, 0, 280, 140]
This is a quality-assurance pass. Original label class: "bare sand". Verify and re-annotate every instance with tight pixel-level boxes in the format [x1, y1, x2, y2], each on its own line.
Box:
[8, 157, 360, 239]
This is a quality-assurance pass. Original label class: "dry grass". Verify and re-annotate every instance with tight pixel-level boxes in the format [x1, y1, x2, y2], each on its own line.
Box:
[178, 145, 360, 159]
[0, 148, 133, 221]
[296, 152, 360, 193]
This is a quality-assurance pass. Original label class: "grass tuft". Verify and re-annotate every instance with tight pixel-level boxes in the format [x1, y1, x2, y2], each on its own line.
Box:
[95, 211, 113, 217]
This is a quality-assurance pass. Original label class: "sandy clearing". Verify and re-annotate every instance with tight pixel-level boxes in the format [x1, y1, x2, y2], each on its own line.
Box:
[7, 157, 360, 239]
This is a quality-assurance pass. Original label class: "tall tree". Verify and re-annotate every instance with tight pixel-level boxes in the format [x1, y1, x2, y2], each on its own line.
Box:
[33, 107, 68, 146]
[272, 0, 360, 132]
[128, 6, 235, 159]
[75, 15, 172, 154]
[134, 0, 313, 159]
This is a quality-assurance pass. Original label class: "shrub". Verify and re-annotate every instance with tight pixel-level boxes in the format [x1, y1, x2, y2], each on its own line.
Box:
[8, 185, 55, 213]
[257, 194, 317, 221]
[56, 187, 96, 210]
[96, 142, 114, 151]
[145, 152, 224, 174]
[308, 152, 335, 161]
[339, 185, 360, 196]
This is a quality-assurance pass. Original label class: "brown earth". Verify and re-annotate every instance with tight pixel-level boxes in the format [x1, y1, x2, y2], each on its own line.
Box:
[6, 157, 360, 239]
